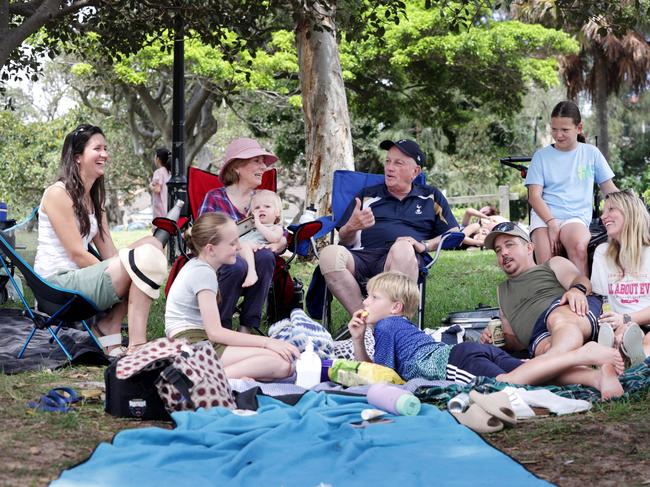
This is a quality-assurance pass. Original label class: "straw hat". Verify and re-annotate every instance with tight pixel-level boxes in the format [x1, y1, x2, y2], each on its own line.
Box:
[118, 244, 167, 299]
[219, 138, 278, 180]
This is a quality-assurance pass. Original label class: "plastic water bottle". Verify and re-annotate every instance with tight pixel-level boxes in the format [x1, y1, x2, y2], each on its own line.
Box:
[298, 205, 317, 224]
[295, 337, 322, 389]
[366, 384, 421, 416]
[165, 199, 185, 222]
[153, 200, 185, 245]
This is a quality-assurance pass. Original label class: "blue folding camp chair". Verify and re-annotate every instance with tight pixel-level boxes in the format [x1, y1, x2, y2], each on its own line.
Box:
[306, 170, 464, 337]
[0, 231, 103, 361]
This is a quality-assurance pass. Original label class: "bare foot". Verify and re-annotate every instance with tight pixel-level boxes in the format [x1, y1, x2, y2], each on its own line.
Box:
[598, 363, 624, 401]
[242, 271, 258, 288]
[577, 341, 625, 373]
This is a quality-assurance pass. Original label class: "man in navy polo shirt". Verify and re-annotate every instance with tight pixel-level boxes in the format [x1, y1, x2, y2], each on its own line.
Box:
[319, 139, 459, 315]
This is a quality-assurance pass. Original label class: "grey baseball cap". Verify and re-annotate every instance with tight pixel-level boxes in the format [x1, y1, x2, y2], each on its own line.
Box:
[483, 222, 530, 250]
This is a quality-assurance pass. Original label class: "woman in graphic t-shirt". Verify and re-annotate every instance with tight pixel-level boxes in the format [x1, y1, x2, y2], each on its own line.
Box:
[591, 190, 650, 365]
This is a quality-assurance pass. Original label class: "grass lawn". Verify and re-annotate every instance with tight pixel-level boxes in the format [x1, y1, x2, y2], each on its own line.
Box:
[1, 231, 649, 486]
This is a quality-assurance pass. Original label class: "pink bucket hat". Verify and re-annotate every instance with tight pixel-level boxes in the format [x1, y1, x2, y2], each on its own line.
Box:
[219, 138, 278, 180]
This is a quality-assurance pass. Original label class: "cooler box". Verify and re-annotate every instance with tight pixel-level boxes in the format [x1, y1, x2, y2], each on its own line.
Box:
[442, 304, 499, 342]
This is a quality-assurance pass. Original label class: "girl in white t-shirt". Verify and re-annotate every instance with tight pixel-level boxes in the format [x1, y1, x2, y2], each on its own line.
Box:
[165, 212, 299, 380]
[591, 190, 650, 365]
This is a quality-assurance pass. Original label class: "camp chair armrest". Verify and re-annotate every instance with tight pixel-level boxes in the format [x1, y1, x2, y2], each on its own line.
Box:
[424, 231, 465, 270]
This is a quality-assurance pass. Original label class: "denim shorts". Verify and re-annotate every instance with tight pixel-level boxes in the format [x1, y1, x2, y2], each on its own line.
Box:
[47, 260, 121, 311]
[528, 294, 601, 357]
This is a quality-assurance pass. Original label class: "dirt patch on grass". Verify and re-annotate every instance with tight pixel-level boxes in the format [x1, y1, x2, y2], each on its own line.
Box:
[2, 367, 649, 486]
[487, 396, 650, 486]
[0, 367, 171, 486]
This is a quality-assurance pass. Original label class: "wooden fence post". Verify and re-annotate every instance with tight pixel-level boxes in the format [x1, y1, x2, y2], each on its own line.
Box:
[498, 185, 510, 220]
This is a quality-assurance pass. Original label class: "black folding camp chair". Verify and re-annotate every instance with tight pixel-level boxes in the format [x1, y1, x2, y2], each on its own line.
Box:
[0, 231, 103, 360]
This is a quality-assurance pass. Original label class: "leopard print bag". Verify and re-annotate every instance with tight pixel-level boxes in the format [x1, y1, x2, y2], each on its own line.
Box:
[116, 337, 235, 414]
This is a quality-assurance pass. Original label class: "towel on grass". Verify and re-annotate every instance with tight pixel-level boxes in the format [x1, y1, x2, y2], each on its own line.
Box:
[53, 391, 549, 487]
[417, 357, 650, 407]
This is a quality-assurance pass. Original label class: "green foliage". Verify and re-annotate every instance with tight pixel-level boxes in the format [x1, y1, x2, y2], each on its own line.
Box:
[613, 93, 650, 195]
[0, 112, 66, 217]
[342, 4, 578, 132]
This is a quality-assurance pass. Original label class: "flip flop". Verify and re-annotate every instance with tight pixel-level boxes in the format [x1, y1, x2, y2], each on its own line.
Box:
[621, 323, 645, 369]
[597, 323, 615, 348]
[469, 390, 517, 426]
[47, 387, 80, 405]
[451, 403, 504, 434]
[27, 387, 81, 413]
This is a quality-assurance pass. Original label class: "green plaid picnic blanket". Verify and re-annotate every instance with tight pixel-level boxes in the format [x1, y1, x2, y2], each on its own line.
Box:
[415, 357, 650, 408]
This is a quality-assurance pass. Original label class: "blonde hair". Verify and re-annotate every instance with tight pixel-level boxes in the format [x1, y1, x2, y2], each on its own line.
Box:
[184, 212, 234, 255]
[250, 189, 282, 224]
[366, 271, 420, 319]
[604, 190, 650, 276]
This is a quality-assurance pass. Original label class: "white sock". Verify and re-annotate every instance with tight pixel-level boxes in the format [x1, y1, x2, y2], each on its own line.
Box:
[515, 388, 591, 415]
[501, 386, 536, 419]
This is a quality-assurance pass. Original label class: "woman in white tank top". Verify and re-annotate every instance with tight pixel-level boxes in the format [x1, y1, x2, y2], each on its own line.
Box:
[34, 124, 168, 356]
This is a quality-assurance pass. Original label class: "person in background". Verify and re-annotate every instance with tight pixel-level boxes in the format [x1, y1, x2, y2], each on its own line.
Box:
[150, 147, 172, 219]
[592, 190, 650, 367]
[525, 100, 617, 276]
[165, 212, 298, 380]
[199, 137, 286, 333]
[460, 206, 507, 248]
[34, 124, 167, 356]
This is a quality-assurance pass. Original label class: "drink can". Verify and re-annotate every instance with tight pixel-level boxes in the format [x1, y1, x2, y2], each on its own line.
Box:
[487, 318, 505, 347]
[447, 392, 471, 414]
[602, 297, 611, 314]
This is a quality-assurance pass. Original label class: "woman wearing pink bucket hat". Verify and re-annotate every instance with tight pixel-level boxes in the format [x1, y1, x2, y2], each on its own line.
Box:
[199, 137, 285, 333]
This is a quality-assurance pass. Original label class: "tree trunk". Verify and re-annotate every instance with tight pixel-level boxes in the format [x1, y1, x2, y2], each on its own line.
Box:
[295, 1, 354, 216]
[593, 49, 609, 160]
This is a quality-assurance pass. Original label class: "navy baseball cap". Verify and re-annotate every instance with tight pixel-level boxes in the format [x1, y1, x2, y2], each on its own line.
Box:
[379, 139, 425, 166]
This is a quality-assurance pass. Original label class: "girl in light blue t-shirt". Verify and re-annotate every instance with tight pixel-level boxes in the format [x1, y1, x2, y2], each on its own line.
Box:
[525, 101, 618, 275]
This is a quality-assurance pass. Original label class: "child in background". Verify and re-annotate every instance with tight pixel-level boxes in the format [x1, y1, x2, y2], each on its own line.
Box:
[525, 101, 617, 275]
[239, 189, 284, 287]
[348, 271, 625, 400]
[150, 147, 171, 219]
[165, 212, 299, 380]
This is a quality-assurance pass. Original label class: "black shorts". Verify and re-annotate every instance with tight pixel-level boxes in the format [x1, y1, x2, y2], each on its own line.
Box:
[446, 342, 523, 384]
[351, 248, 428, 284]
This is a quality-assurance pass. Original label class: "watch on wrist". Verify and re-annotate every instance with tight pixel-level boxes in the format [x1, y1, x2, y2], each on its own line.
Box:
[623, 314, 632, 324]
[570, 283, 588, 295]
[420, 240, 428, 253]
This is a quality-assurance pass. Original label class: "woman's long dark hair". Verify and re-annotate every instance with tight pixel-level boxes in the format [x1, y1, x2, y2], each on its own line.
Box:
[156, 147, 172, 172]
[58, 124, 106, 238]
[551, 101, 586, 143]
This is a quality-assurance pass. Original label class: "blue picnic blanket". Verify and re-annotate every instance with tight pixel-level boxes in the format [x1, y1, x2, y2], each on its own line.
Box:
[53, 391, 549, 486]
